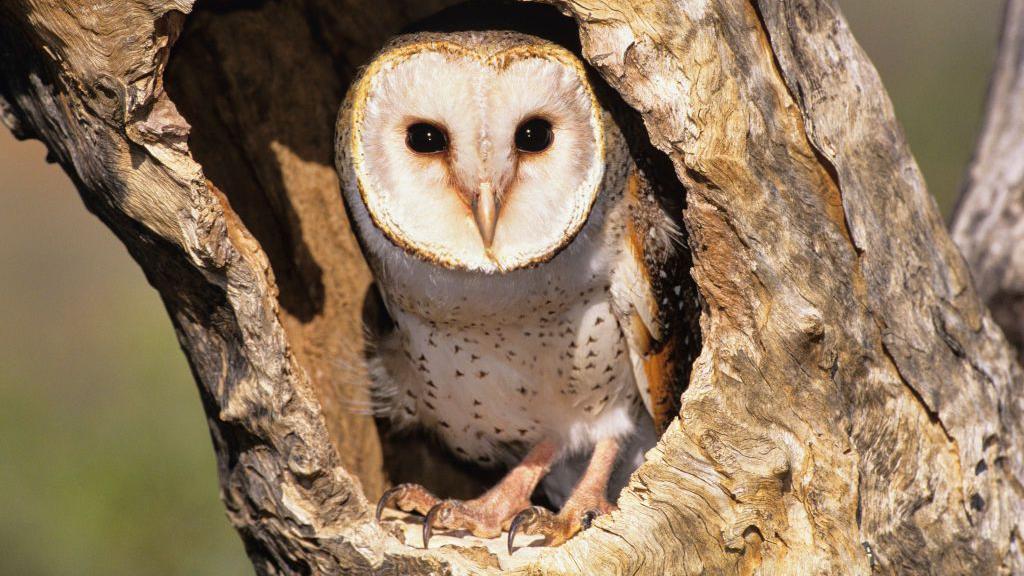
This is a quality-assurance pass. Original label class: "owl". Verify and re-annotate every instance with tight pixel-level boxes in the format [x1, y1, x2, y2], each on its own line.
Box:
[335, 31, 688, 553]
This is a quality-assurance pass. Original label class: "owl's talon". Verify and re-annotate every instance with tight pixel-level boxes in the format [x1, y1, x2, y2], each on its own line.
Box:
[507, 505, 552, 555]
[375, 483, 442, 522]
[422, 500, 461, 549]
[507, 503, 605, 553]
[422, 502, 440, 549]
[376, 484, 404, 521]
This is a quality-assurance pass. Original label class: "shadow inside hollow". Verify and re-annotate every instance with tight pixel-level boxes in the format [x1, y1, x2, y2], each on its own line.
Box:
[166, 8, 331, 321]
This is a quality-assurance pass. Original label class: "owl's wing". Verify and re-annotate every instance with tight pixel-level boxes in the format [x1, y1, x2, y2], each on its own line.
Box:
[610, 169, 696, 433]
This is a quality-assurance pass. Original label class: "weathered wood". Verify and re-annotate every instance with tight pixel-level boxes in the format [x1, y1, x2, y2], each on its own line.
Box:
[952, 0, 1024, 367]
[1, 0, 1021, 574]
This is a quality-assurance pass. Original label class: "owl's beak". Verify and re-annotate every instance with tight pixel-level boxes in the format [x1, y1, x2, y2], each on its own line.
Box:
[473, 182, 499, 249]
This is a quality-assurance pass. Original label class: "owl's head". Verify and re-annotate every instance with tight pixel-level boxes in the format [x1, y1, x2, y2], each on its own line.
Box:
[336, 32, 607, 273]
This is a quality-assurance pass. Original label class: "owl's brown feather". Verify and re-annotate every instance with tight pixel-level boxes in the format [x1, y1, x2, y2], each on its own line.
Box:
[611, 169, 690, 433]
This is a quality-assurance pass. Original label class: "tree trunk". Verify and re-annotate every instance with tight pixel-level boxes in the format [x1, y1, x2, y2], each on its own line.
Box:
[1, 0, 1021, 574]
[951, 0, 1024, 367]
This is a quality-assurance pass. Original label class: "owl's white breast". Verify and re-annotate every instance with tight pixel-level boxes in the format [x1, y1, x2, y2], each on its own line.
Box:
[386, 276, 640, 464]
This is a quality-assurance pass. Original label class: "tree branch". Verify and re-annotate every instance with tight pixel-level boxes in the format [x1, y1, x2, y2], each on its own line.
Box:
[951, 0, 1024, 365]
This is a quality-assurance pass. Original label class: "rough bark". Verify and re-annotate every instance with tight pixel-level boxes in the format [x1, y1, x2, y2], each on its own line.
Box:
[1, 1, 1021, 575]
[952, 0, 1024, 367]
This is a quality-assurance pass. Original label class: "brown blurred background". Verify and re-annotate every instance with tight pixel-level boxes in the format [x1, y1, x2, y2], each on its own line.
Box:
[0, 1, 1004, 574]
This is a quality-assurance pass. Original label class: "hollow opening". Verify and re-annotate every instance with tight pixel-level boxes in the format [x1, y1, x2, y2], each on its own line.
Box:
[165, 0, 702, 546]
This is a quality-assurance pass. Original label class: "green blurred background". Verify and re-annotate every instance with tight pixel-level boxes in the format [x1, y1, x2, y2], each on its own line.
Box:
[0, 2, 1004, 574]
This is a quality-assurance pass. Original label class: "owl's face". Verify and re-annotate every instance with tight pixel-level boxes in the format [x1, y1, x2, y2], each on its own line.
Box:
[341, 35, 606, 273]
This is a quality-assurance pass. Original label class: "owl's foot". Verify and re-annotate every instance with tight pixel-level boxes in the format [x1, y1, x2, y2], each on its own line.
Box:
[379, 483, 536, 549]
[422, 495, 531, 547]
[506, 499, 614, 554]
[377, 484, 517, 547]
[378, 483, 518, 546]
[376, 483, 442, 520]
[507, 435, 621, 554]
[377, 441, 558, 549]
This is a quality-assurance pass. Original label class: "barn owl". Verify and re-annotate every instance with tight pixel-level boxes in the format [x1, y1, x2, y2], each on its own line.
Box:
[335, 30, 688, 553]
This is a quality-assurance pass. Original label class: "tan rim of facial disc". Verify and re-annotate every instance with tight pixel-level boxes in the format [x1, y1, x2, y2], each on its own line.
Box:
[348, 40, 606, 273]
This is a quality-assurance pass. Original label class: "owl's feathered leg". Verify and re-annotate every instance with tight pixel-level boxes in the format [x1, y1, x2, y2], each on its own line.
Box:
[507, 436, 620, 554]
[377, 440, 557, 548]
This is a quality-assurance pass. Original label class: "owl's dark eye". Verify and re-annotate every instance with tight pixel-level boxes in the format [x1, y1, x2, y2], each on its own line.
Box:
[515, 117, 553, 153]
[406, 123, 448, 154]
